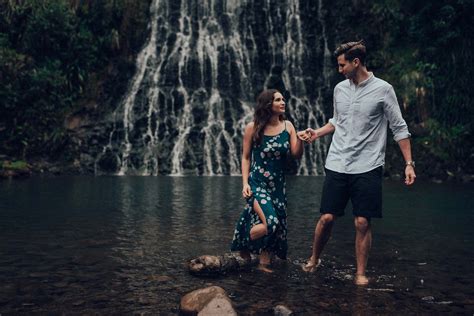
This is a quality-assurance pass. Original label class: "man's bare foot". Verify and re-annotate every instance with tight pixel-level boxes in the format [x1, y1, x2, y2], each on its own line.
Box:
[354, 274, 369, 286]
[257, 264, 274, 273]
[302, 257, 321, 272]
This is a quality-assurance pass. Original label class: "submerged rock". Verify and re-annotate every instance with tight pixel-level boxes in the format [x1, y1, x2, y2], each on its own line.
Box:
[146, 275, 172, 282]
[188, 253, 257, 276]
[180, 286, 237, 315]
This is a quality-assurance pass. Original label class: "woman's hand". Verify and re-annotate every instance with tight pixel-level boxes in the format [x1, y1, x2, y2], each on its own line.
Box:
[242, 183, 252, 198]
[297, 128, 317, 143]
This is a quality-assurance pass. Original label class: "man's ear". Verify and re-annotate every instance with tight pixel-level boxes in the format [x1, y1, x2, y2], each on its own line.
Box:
[353, 57, 360, 67]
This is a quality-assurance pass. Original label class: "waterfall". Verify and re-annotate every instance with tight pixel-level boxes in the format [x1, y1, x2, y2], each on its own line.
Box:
[93, 0, 333, 176]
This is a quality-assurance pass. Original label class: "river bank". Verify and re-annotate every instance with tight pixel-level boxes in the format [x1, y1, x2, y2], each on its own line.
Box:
[1, 157, 473, 184]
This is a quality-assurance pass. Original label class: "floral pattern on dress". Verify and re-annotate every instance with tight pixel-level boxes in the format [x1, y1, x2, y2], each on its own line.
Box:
[231, 128, 290, 259]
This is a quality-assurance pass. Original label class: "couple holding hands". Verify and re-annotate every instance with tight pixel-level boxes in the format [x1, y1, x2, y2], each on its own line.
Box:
[230, 40, 416, 285]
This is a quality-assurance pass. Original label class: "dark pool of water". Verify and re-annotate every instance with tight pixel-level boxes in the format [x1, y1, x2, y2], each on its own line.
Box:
[0, 176, 473, 314]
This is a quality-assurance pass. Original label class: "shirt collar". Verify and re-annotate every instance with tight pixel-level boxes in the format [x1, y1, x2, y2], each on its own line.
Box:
[350, 72, 374, 88]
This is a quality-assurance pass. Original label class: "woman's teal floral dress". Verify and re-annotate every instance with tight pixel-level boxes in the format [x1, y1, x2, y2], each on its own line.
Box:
[231, 124, 290, 259]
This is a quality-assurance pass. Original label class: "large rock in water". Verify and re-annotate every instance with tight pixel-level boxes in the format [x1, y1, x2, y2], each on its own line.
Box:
[274, 304, 294, 316]
[188, 253, 257, 276]
[180, 286, 237, 316]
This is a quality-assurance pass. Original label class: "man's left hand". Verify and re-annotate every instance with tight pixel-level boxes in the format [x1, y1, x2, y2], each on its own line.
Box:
[405, 166, 416, 185]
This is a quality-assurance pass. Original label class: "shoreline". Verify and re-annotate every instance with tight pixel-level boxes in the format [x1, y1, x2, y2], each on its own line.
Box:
[1, 159, 473, 184]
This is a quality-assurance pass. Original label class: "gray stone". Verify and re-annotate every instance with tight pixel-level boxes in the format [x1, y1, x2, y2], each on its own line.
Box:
[180, 286, 236, 315]
[188, 253, 257, 276]
[274, 304, 294, 316]
[198, 293, 237, 316]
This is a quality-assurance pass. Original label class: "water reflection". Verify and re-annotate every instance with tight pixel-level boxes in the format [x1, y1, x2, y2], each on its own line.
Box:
[0, 177, 473, 314]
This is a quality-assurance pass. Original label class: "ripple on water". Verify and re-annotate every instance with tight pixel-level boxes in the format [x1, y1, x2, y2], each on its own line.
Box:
[0, 177, 473, 314]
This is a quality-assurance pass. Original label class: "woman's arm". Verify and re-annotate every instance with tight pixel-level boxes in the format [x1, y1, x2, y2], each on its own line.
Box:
[287, 121, 304, 159]
[241, 122, 254, 198]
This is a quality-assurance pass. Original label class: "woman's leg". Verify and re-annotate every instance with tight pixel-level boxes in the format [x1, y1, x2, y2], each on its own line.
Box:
[249, 199, 269, 240]
[249, 198, 278, 272]
[258, 250, 273, 273]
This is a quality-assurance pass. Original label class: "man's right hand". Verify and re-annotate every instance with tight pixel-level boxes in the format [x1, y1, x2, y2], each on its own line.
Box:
[405, 166, 416, 186]
[297, 128, 317, 143]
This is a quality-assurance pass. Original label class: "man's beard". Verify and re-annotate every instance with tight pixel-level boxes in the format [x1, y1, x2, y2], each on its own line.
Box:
[346, 69, 357, 80]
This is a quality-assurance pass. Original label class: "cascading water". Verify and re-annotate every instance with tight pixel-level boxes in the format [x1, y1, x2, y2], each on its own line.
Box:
[93, 0, 334, 176]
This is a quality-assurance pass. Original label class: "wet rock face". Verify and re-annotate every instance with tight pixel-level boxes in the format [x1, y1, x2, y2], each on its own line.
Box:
[78, 0, 337, 176]
[188, 253, 257, 276]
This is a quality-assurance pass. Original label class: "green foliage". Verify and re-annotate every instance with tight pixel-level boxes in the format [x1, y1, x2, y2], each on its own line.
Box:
[1, 160, 29, 171]
[0, 0, 150, 159]
[0, 1, 76, 157]
[362, 0, 474, 175]
[418, 119, 471, 163]
[402, 0, 473, 127]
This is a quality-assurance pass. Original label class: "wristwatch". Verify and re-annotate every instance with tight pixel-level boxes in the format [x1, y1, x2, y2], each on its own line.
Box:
[405, 161, 415, 168]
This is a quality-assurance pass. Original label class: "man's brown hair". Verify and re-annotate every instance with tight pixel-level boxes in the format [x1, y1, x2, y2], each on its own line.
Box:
[334, 40, 366, 65]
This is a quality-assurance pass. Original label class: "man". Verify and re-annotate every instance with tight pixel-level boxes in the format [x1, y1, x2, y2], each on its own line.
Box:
[297, 40, 416, 285]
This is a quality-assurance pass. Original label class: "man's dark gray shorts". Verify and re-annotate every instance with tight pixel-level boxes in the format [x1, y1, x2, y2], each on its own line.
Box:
[320, 166, 383, 218]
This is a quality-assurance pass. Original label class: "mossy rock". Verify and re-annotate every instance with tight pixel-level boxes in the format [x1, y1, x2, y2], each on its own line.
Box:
[1, 160, 31, 178]
[2, 160, 29, 171]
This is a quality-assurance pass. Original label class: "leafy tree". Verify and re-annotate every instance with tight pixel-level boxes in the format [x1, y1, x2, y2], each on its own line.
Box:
[0, 0, 150, 160]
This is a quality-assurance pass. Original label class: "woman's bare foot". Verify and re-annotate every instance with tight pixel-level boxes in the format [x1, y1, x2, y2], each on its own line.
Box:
[354, 274, 369, 286]
[257, 250, 273, 272]
[257, 264, 274, 273]
[302, 257, 321, 272]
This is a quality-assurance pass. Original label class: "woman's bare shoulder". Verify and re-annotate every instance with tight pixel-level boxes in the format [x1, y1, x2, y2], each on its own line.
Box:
[285, 120, 296, 132]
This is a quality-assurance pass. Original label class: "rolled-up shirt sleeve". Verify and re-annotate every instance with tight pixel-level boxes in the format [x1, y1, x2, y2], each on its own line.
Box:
[383, 85, 411, 142]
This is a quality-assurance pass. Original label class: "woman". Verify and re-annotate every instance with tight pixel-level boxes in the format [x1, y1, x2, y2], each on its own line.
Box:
[231, 89, 303, 272]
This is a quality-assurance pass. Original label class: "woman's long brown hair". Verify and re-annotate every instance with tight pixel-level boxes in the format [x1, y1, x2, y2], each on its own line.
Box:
[252, 89, 285, 146]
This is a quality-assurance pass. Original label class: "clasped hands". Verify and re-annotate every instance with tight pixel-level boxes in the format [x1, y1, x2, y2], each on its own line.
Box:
[297, 128, 317, 143]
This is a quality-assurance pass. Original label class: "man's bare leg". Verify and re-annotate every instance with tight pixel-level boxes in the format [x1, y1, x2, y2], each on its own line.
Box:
[354, 216, 371, 285]
[303, 213, 335, 272]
